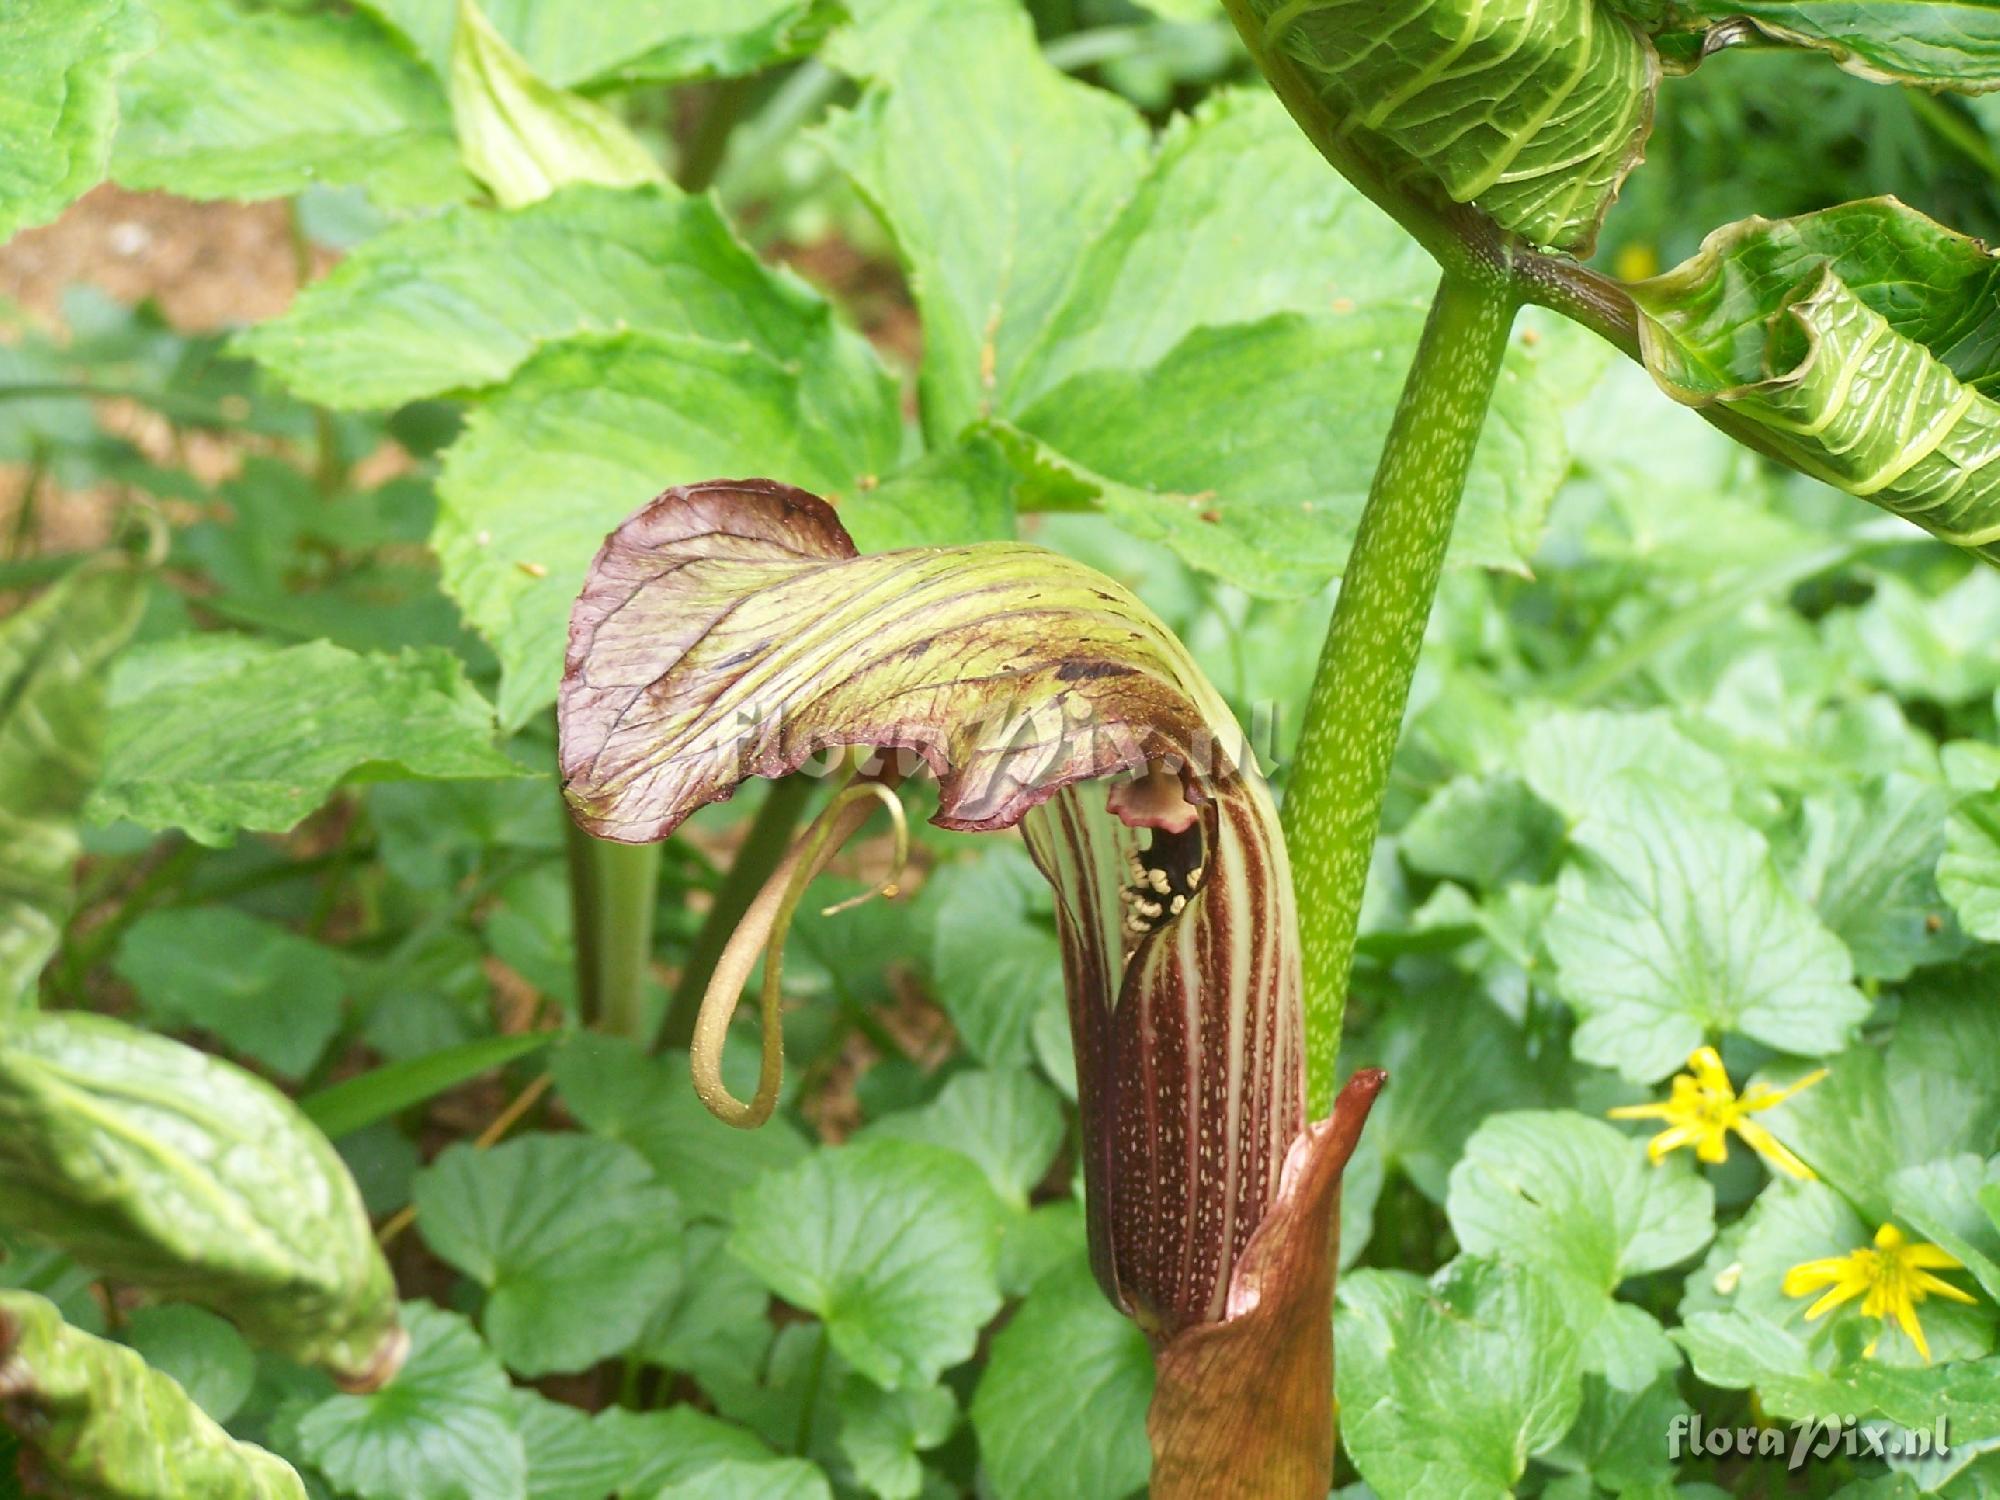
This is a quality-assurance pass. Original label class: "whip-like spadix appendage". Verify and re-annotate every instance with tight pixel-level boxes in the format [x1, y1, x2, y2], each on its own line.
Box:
[557, 479, 1305, 1336]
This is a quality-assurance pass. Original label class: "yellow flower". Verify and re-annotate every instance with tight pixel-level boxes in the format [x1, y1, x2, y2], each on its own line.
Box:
[1782, 1223, 1977, 1363]
[1607, 1047, 1825, 1178]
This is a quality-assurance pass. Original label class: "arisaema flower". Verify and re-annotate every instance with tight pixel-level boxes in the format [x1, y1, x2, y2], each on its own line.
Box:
[1608, 1046, 1825, 1179]
[558, 479, 1382, 1497]
[1782, 1223, 1977, 1363]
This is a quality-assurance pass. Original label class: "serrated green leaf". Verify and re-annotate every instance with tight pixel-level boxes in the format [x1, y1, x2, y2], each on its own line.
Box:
[0, 0, 149, 241]
[924, 847, 1065, 1074]
[817, 0, 1148, 443]
[111, 0, 471, 208]
[1782, 775, 1954, 982]
[638, 1223, 773, 1398]
[1638, 2, 2000, 90]
[970, 1257, 1153, 1500]
[1941, 745, 2000, 941]
[1450, 1110, 1716, 1297]
[295, 1302, 525, 1500]
[0, 564, 144, 1016]
[122, 1304, 255, 1427]
[0, 1290, 305, 1499]
[412, 1133, 681, 1376]
[447, 0, 664, 208]
[1336, 1258, 1586, 1500]
[730, 1139, 1005, 1391]
[833, 434, 1028, 553]
[1633, 201, 2000, 562]
[1546, 772, 1868, 1081]
[1229, 0, 1658, 253]
[550, 1035, 811, 1220]
[1541, 1371, 1692, 1495]
[0, 1012, 399, 1384]
[87, 636, 522, 845]
[1005, 308, 1568, 593]
[359, 0, 840, 87]
[232, 187, 895, 415]
[113, 909, 344, 1080]
[434, 330, 901, 727]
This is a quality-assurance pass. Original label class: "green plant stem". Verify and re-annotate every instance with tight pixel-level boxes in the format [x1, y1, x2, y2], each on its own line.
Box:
[660, 776, 814, 1051]
[565, 818, 662, 1045]
[676, 76, 754, 193]
[1282, 270, 1520, 1113]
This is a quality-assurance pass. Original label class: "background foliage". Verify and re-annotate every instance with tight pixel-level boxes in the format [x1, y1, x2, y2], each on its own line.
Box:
[4, 0, 2000, 1495]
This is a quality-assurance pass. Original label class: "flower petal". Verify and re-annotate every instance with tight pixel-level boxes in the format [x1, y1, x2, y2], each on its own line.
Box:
[1731, 1118, 1818, 1181]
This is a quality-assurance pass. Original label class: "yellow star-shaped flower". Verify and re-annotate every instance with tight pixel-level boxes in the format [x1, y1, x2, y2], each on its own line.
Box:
[1607, 1046, 1825, 1178]
[1782, 1223, 1977, 1363]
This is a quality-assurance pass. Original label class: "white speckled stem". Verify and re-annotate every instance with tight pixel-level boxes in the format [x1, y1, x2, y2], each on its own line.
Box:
[1284, 271, 1520, 1112]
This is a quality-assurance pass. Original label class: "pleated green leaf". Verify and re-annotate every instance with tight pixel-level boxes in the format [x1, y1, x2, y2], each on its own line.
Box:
[1635, 199, 2000, 560]
[1225, 0, 1658, 252]
[0, 1012, 402, 1387]
[0, 563, 145, 1019]
[0, 1290, 306, 1500]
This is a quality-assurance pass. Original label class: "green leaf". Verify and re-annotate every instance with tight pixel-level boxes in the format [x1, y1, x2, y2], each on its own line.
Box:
[550, 1035, 811, 1220]
[1336, 1258, 1586, 1500]
[1541, 1370, 1691, 1495]
[1941, 743, 2000, 941]
[1517, 707, 1731, 826]
[232, 187, 890, 414]
[1010, 88, 1436, 409]
[122, 1303, 255, 1426]
[0, 563, 144, 1015]
[1762, 984, 2000, 1224]
[836, 1379, 955, 1500]
[412, 1133, 682, 1376]
[1639, 1, 2000, 89]
[970, 1257, 1153, 1500]
[833, 433, 1029, 553]
[858, 1069, 1065, 1213]
[1545, 772, 1868, 1081]
[447, 0, 664, 208]
[512, 1390, 629, 1500]
[0, 1290, 305, 1499]
[87, 636, 523, 846]
[925, 848, 1066, 1073]
[638, 1223, 773, 1398]
[1400, 771, 1566, 889]
[730, 1139, 1006, 1391]
[301, 1032, 553, 1139]
[1891, 1154, 2000, 1303]
[1449, 1110, 1716, 1297]
[1632, 200, 2000, 563]
[111, 0, 471, 208]
[113, 909, 344, 1080]
[819, 0, 1147, 442]
[0, 1011, 400, 1385]
[1781, 774, 1954, 982]
[295, 1302, 526, 1500]
[653, 1458, 835, 1500]
[1004, 308, 1568, 593]
[434, 330, 901, 727]
[361, 0, 840, 86]
[1349, 984, 1548, 1201]
[0, 0, 148, 240]
[1231, 0, 1658, 253]
[592, 1405, 771, 1494]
